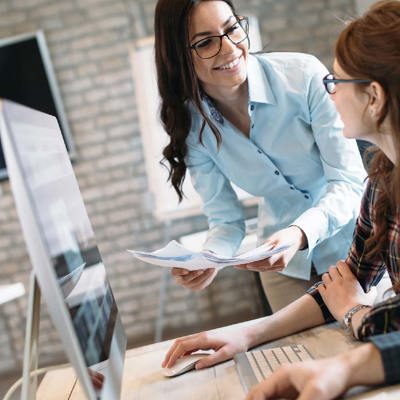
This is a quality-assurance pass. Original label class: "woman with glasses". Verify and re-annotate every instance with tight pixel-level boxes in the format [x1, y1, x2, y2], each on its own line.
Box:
[163, 1, 400, 397]
[154, 0, 366, 311]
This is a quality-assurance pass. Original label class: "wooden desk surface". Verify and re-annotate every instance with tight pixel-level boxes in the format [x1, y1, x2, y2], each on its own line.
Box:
[37, 321, 400, 399]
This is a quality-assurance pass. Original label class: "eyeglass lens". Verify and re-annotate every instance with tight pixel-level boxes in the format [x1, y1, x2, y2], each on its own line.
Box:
[193, 19, 248, 59]
[325, 74, 336, 94]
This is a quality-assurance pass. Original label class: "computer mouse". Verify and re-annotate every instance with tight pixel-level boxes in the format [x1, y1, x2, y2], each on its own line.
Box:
[162, 353, 209, 378]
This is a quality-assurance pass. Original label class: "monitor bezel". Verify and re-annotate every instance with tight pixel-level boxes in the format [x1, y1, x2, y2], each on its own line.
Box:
[0, 99, 126, 399]
[0, 30, 76, 180]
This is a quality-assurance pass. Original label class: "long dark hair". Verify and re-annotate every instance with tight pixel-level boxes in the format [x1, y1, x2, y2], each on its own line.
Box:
[336, 1, 400, 290]
[154, 0, 237, 201]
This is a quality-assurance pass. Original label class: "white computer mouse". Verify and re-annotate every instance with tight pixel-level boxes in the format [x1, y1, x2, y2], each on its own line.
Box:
[162, 353, 209, 378]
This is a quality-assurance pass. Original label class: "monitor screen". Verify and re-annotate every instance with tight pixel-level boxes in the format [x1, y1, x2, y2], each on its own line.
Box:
[0, 100, 126, 399]
[0, 31, 74, 180]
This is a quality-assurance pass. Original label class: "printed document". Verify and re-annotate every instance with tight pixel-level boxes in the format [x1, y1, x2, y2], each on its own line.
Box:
[128, 240, 291, 271]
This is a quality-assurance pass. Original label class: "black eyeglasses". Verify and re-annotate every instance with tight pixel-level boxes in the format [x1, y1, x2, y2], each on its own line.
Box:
[189, 17, 249, 59]
[322, 73, 371, 94]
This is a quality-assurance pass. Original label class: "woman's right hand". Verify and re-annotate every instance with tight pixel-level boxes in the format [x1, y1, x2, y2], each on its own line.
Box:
[162, 328, 251, 369]
[171, 267, 218, 291]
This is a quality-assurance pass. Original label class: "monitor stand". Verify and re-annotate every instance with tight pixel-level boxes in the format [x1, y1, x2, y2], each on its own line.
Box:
[21, 271, 41, 400]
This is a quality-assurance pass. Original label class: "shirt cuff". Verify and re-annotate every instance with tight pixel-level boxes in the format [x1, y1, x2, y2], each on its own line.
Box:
[306, 283, 335, 322]
[202, 223, 245, 257]
[292, 208, 328, 256]
[369, 332, 400, 385]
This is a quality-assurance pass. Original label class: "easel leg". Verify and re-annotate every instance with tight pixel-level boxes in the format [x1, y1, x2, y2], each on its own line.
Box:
[21, 271, 41, 400]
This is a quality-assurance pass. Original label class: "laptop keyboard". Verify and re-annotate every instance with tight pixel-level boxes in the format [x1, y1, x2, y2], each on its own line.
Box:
[245, 344, 313, 382]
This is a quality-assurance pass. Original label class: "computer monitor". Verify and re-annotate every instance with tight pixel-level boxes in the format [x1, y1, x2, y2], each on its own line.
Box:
[0, 31, 75, 180]
[0, 99, 127, 399]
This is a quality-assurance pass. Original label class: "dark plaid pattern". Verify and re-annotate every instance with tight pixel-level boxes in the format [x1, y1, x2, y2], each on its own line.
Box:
[308, 178, 400, 340]
[370, 331, 400, 384]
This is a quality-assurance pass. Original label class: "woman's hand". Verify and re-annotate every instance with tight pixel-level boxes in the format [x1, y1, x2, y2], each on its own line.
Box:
[88, 369, 104, 390]
[235, 226, 307, 272]
[162, 328, 251, 370]
[246, 357, 349, 400]
[246, 343, 384, 400]
[171, 267, 218, 291]
[317, 260, 376, 322]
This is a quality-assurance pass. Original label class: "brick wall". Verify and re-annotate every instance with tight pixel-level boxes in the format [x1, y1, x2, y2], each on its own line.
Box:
[0, 0, 356, 376]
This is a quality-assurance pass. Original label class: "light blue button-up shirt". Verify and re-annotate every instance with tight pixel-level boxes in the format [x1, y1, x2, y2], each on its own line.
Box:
[185, 52, 366, 280]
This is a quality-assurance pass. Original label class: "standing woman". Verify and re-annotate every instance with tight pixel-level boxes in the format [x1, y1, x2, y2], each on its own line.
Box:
[154, 0, 366, 311]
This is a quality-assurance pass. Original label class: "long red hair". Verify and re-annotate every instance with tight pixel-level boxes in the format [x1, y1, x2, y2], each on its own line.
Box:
[335, 1, 400, 291]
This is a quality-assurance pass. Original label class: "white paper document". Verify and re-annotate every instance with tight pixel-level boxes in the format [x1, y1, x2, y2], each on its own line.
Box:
[128, 240, 291, 271]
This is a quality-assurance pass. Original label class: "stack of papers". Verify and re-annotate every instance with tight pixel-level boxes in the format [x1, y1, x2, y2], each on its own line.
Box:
[128, 240, 291, 271]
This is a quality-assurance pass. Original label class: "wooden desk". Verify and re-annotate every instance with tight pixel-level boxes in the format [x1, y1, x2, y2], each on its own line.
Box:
[37, 321, 400, 399]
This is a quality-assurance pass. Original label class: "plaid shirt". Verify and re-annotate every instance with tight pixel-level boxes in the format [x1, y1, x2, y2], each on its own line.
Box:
[308, 178, 400, 340]
[370, 331, 400, 384]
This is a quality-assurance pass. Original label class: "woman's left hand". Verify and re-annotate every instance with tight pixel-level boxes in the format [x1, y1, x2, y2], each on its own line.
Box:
[235, 226, 306, 272]
[317, 260, 376, 322]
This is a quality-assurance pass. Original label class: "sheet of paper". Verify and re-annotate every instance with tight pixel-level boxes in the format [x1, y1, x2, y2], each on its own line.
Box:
[128, 240, 292, 271]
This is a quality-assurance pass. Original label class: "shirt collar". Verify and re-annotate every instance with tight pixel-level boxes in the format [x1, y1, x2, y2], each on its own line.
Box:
[203, 94, 224, 125]
[247, 53, 276, 105]
[202, 53, 277, 124]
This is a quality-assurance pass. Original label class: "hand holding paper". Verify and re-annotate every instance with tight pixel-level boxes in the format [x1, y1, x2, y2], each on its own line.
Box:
[128, 240, 292, 271]
[235, 226, 307, 272]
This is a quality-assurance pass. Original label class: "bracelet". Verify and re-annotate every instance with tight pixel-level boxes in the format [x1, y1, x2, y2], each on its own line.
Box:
[342, 304, 370, 336]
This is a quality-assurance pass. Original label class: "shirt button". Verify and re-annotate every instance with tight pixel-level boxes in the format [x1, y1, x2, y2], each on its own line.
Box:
[290, 186, 295, 190]
[257, 149, 262, 154]
[274, 170, 280, 175]
[250, 104, 255, 111]
[304, 194, 310, 199]
[251, 123, 255, 128]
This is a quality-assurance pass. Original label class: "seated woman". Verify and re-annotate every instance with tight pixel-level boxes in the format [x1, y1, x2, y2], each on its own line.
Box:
[162, 0, 400, 375]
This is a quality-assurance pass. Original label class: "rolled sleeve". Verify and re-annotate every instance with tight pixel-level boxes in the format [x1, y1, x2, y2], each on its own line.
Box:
[357, 294, 400, 341]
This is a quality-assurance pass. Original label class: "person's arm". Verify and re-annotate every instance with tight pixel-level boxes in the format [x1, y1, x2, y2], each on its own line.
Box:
[369, 331, 400, 385]
[307, 179, 386, 322]
[246, 342, 385, 400]
[162, 293, 325, 369]
[345, 179, 387, 289]
[313, 263, 399, 342]
[186, 140, 246, 256]
[355, 294, 400, 340]
[171, 139, 246, 290]
[290, 55, 366, 255]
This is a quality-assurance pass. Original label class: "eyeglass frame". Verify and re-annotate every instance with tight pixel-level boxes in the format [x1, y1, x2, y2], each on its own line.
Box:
[322, 73, 372, 94]
[189, 16, 249, 60]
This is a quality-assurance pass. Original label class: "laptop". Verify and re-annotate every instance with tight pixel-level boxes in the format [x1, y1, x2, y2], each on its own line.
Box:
[0, 99, 127, 399]
[234, 343, 313, 393]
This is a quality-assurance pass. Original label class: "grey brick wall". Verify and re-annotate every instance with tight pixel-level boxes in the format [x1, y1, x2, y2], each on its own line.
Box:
[0, 0, 356, 377]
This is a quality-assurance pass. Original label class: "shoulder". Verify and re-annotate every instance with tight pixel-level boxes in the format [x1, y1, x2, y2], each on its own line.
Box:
[185, 101, 202, 139]
[253, 52, 326, 74]
[361, 178, 379, 215]
[184, 103, 211, 156]
[254, 52, 328, 89]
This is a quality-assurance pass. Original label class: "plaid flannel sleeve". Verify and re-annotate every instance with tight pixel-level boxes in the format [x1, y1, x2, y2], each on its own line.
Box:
[358, 294, 400, 340]
[369, 331, 400, 384]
